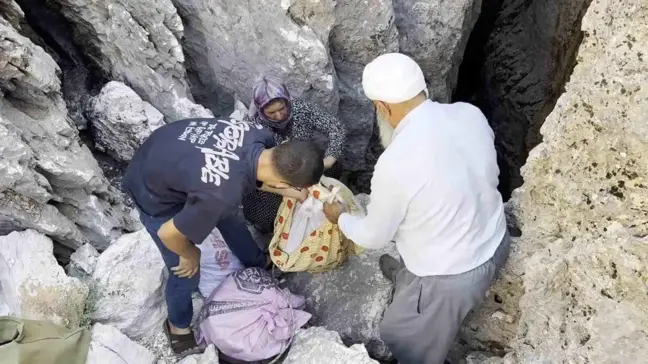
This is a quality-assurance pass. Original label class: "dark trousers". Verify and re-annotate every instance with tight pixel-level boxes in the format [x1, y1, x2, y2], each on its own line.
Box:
[138, 209, 267, 328]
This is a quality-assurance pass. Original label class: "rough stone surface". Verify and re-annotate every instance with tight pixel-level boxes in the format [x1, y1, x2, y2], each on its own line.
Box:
[67, 243, 100, 279]
[392, 0, 481, 102]
[15, 0, 98, 130]
[329, 0, 399, 171]
[55, 186, 142, 251]
[284, 245, 399, 360]
[140, 293, 204, 363]
[448, 227, 523, 362]
[173, 0, 339, 113]
[457, 0, 648, 362]
[175, 345, 219, 364]
[91, 230, 166, 341]
[49, 0, 212, 121]
[465, 0, 593, 196]
[0, 230, 88, 327]
[86, 323, 156, 364]
[465, 352, 517, 364]
[283, 327, 378, 364]
[0, 0, 23, 30]
[0, 15, 138, 252]
[86, 81, 165, 162]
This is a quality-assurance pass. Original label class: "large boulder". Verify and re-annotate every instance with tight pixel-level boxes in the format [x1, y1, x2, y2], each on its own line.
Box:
[86, 323, 156, 364]
[0, 15, 138, 253]
[48, 0, 211, 121]
[0, 0, 23, 30]
[456, 0, 648, 362]
[54, 187, 142, 251]
[284, 245, 398, 360]
[86, 81, 165, 162]
[283, 327, 378, 364]
[392, 0, 481, 102]
[172, 0, 339, 113]
[91, 230, 166, 341]
[0, 230, 88, 327]
[329, 0, 399, 171]
[66, 243, 100, 279]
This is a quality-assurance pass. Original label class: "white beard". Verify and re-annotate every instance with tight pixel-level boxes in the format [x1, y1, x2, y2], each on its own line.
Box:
[377, 113, 395, 148]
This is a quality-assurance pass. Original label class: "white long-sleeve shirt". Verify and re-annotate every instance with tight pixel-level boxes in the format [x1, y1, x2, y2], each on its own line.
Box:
[339, 100, 507, 276]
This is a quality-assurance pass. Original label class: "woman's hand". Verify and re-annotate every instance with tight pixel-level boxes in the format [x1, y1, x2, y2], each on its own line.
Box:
[323, 156, 337, 170]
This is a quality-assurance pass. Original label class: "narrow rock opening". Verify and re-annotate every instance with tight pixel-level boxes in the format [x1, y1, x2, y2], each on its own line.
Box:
[16, 0, 128, 186]
[16, 0, 107, 126]
[454, 0, 593, 200]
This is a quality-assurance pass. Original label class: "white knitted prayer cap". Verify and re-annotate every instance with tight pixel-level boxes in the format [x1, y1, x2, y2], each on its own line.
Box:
[362, 53, 428, 103]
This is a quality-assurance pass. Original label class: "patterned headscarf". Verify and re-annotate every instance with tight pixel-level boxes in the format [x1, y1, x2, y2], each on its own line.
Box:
[248, 75, 293, 130]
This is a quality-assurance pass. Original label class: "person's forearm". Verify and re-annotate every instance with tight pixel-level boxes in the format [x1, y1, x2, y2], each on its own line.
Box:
[158, 219, 198, 258]
[338, 213, 390, 250]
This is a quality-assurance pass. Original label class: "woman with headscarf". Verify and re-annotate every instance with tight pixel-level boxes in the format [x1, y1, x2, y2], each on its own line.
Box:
[242, 75, 348, 234]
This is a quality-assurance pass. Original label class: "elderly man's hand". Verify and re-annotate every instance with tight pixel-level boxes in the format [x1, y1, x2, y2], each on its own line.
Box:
[323, 201, 344, 224]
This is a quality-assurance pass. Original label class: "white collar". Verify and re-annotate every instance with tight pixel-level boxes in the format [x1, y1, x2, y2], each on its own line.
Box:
[392, 100, 434, 140]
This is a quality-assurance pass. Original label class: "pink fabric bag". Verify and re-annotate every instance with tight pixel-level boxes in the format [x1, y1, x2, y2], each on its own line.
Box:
[195, 267, 311, 362]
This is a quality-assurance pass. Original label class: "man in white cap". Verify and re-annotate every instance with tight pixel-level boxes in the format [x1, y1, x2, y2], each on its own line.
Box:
[323, 53, 511, 363]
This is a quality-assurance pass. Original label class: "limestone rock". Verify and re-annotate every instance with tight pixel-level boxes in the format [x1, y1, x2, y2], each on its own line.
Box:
[449, 231, 523, 362]
[86, 323, 156, 364]
[49, 0, 211, 121]
[283, 327, 378, 364]
[466, 0, 592, 195]
[329, 0, 399, 171]
[0, 230, 88, 327]
[91, 230, 166, 341]
[0, 16, 137, 252]
[392, 0, 481, 102]
[86, 81, 165, 162]
[0, 0, 24, 30]
[67, 243, 100, 278]
[55, 186, 142, 251]
[461, 0, 648, 362]
[465, 352, 517, 364]
[286, 0, 336, 47]
[284, 245, 399, 359]
[176, 345, 219, 364]
[173, 0, 339, 113]
[139, 293, 205, 363]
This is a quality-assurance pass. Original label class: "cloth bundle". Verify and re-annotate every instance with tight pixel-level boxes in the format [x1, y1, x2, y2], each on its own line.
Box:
[0, 316, 91, 364]
[195, 267, 311, 362]
[269, 177, 364, 273]
[197, 227, 244, 297]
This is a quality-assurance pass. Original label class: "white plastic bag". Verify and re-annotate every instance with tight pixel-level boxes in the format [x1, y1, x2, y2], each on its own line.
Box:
[198, 228, 244, 297]
[284, 183, 343, 254]
[229, 100, 249, 121]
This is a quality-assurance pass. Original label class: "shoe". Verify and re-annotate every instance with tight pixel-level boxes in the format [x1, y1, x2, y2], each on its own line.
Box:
[162, 319, 203, 357]
[379, 254, 402, 284]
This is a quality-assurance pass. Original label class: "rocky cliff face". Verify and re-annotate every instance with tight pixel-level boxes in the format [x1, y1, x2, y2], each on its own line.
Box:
[0, 13, 138, 256]
[456, 0, 593, 198]
[460, 0, 648, 362]
[2, 0, 647, 363]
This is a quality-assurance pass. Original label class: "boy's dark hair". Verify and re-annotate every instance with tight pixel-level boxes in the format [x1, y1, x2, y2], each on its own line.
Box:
[272, 140, 324, 187]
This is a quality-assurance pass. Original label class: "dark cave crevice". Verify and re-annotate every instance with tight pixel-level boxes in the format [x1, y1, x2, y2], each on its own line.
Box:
[15, 0, 124, 186]
[454, 0, 592, 201]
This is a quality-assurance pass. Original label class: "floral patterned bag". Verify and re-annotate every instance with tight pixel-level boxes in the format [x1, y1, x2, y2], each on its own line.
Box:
[269, 177, 364, 273]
